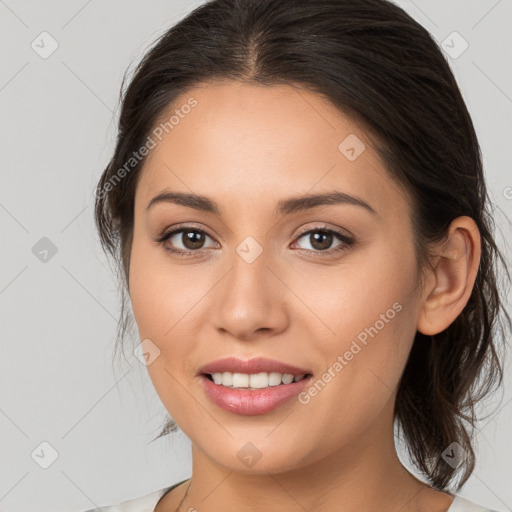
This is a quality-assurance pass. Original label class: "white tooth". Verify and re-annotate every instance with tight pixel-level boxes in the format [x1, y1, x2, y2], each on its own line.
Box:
[213, 371, 305, 388]
[249, 372, 269, 389]
[221, 371, 233, 387]
[268, 372, 283, 386]
[281, 373, 294, 385]
[232, 373, 249, 388]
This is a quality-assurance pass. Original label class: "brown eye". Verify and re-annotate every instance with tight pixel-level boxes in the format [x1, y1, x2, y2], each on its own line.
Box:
[294, 228, 353, 254]
[306, 231, 334, 251]
[157, 227, 217, 254]
[180, 230, 206, 250]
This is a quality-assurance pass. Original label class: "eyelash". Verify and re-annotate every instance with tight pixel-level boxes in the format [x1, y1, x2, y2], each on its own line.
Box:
[155, 223, 355, 259]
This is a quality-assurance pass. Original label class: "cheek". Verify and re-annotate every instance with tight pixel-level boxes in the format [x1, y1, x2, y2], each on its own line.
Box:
[291, 284, 418, 453]
[302, 235, 419, 385]
[128, 236, 215, 406]
[329, 244, 419, 400]
[128, 241, 203, 421]
[129, 234, 205, 339]
[297, 232, 418, 343]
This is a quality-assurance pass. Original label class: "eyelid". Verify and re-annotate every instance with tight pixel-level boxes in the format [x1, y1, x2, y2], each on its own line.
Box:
[292, 222, 353, 241]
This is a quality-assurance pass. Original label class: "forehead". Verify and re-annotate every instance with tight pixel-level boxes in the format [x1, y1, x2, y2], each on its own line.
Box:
[136, 82, 409, 219]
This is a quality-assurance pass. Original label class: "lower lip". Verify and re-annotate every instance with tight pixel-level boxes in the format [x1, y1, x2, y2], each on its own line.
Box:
[198, 374, 312, 415]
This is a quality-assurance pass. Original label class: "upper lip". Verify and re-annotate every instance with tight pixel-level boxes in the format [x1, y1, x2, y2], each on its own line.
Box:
[198, 357, 312, 377]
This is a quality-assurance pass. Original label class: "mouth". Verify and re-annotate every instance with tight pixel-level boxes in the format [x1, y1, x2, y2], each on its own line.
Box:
[197, 370, 314, 416]
[197, 356, 314, 415]
[201, 371, 313, 389]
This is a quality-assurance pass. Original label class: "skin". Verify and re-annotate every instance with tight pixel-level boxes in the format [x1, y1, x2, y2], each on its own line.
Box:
[127, 81, 481, 512]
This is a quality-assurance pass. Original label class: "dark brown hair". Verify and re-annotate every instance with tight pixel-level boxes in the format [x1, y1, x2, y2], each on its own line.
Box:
[94, 0, 511, 491]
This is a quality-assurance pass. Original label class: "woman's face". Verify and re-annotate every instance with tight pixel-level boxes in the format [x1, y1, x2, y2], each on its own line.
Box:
[129, 82, 424, 473]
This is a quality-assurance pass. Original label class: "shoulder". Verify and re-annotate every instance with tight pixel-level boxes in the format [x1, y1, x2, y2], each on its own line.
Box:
[449, 495, 502, 512]
[81, 486, 173, 512]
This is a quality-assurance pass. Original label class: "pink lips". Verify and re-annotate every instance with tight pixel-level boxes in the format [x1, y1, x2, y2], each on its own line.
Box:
[198, 356, 311, 376]
[197, 357, 313, 416]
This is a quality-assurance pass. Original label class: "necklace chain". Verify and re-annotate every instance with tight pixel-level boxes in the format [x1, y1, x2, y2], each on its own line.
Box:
[174, 479, 192, 512]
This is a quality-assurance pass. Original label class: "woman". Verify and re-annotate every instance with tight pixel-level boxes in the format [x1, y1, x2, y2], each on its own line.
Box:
[86, 0, 510, 510]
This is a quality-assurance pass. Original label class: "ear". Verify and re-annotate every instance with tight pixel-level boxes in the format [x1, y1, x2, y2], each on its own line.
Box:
[417, 216, 481, 336]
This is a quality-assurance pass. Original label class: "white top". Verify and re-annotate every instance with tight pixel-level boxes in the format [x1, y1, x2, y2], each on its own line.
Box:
[83, 483, 501, 512]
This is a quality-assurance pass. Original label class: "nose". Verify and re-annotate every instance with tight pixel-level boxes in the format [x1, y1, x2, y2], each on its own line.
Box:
[210, 246, 290, 342]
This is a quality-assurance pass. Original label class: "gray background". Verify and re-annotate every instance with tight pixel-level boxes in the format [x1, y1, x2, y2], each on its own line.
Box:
[0, 1, 511, 511]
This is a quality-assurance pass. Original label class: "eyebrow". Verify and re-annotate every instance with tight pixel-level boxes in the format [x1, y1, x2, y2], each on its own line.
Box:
[146, 190, 377, 216]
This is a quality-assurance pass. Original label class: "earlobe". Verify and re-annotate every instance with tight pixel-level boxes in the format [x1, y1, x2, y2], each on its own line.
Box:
[417, 216, 481, 336]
